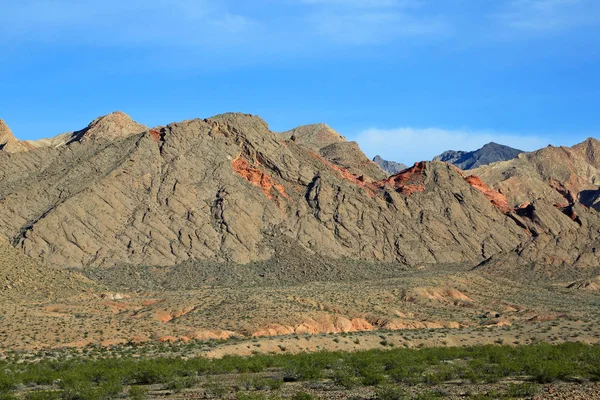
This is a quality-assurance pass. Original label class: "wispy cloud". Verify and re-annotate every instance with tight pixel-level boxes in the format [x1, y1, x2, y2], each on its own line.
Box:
[300, 0, 417, 8]
[301, 0, 448, 44]
[306, 11, 448, 45]
[0, 0, 447, 50]
[496, 0, 600, 32]
[1, 0, 598, 69]
[355, 127, 549, 165]
[0, 0, 260, 48]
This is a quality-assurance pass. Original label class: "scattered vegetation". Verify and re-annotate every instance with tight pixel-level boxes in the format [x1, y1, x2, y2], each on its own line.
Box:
[0, 342, 598, 398]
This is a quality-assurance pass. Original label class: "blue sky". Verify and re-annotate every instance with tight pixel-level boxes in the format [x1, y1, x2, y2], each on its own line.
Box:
[1, 0, 599, 164]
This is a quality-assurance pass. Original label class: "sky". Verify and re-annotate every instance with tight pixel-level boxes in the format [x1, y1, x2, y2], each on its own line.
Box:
[1, 0, 599, 164]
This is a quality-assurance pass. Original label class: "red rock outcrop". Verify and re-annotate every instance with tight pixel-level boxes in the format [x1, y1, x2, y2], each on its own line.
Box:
[374, 161, 427, 195]
[464, 175, 511, 213]
[232, 155, 288, 200]
[252, 316, 375, 337]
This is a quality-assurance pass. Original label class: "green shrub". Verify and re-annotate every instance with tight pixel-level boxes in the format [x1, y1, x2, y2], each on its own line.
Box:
[128, 386, 149, 400]
[291, 392, 314, 400]
[163, 376, 198, 392]
[506, 382, 540, 397]
[204, 378, 228, 398]
[0, 374, 17, 394]
[236, 393, 268, 400]
[24, 391, 61, 400]
[375, 385, 407, 400]
[332, 366, 358, 389]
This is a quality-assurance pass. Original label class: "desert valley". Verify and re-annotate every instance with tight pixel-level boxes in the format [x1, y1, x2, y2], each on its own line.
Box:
[0, 112, 599, 399]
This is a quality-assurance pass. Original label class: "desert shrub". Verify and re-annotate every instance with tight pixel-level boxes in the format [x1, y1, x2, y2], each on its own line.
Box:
[0, 342, 598, 397]
[375, 385, 407, 400]
[0, 374, 17, 394]
[24, 391, 61, 400]
[332, 365, 358, 389]
[291, 392, 314, 400]
[163, 376, 198, 392]
[283, 360, 323, 382]
[506, 382, 540, 397]
[128, 386, 149, 400]
[236, 393, 268, 400]
[204, 378, 228, 398]
[414, 391, 444, 400]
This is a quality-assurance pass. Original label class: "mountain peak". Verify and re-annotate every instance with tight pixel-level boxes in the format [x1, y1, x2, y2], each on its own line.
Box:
[0, 119, 31, 153]
[71, 111, 147, 143]
[0, 119, 15, 142]
[434, 142, 523, 170]
[280, 123, 346, 152]
[373, 155, 409, 175]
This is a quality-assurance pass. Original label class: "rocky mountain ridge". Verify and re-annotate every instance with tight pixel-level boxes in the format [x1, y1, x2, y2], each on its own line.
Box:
[0, 112, 598, 276]
[434, 142, 524, 170]
[373, 155, 408, 175]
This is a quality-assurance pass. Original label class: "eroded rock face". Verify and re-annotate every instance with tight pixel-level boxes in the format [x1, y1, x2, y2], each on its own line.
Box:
[472, 138, 600, 271]
[0, 112, 528, 268]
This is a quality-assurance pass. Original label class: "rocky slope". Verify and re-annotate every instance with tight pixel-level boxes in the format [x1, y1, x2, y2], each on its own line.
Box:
[472, 138, 600, 272]
[0, 236, 91, 303]
[0, 112, 529, 269]
[1, 112, 599, 275]
[280, 124, 387, 180]
[434, 142, 523, 170]
[373, 155, 408, 175]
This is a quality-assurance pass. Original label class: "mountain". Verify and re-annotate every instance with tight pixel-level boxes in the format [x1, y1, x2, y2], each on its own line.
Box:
[0, 119, 33, 153]
[0, 112, 526, 268]
[0, 112, 599, 276]
[280, 124, 387, 180]
[373, 155, 408, 175]
[434, 142, 524, 170]
[471, 138, 600, 273]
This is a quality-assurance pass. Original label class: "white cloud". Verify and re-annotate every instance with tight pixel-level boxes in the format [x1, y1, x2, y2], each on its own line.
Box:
[355, 127, 550, 165]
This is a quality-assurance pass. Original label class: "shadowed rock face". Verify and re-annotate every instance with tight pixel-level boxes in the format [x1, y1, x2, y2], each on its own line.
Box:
[373, 155, 408, 175]
[434, 142, 523, 170]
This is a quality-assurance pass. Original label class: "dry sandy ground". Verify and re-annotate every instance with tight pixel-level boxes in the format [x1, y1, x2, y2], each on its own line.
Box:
[1, 265, 599, 354]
